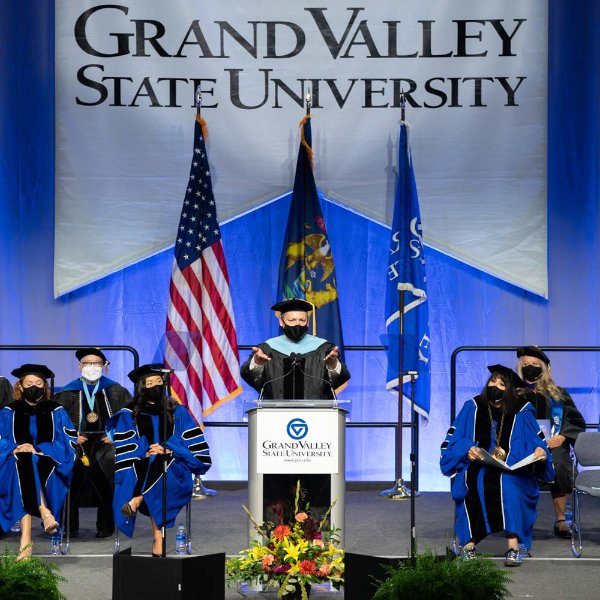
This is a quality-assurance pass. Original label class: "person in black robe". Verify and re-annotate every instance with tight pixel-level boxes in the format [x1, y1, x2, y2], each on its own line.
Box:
[0, 364, 76, 560]
[241, 298, 350, 399]
[54, 348, 132, 538]
[516, 346, 586, 538]
[241, 298, 350, 521]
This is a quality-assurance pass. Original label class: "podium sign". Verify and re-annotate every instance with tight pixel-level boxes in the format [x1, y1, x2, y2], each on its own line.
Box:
[246, 401, 347, 545]
[256, 410, 339, 474]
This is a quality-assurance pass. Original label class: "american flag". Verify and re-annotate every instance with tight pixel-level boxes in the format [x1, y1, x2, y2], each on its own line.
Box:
[164, 112, 241, 420]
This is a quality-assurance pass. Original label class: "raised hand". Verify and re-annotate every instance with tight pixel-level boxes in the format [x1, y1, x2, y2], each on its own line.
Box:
[324, 346, 340, 370]
[252, 346, 272, 367]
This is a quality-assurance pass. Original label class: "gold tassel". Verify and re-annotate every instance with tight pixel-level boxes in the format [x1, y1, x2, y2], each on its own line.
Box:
[299, 114, 314, 170]
[196, 113, 209, 141]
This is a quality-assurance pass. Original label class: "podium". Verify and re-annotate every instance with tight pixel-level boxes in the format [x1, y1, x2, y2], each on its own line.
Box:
[246, 400, 347, 545]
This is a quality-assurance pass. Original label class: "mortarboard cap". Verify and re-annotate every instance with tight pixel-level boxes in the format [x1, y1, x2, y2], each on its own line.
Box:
[516, 346, 550, 365]
[271, 298, 313, 314]
[127, 363, 165, 384]
[75, 348, 108, 363]
[11, 364, 55, 380]
[487, 364, 526, 389]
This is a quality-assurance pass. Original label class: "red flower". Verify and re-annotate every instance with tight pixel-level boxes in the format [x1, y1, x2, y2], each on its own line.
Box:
[273, 525, 292, 540]
[298, 560, 317, 575]
[273, 564, 291, 575]
[312, 531, 322, 540]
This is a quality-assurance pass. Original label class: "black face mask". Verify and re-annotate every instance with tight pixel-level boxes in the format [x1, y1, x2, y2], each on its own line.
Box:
[522, 365, 543, 382]
[486, 385, 504, 403]
[144, 385, 165, 402]
[23, 386, 45, 403]
[283, 324, 308, 342]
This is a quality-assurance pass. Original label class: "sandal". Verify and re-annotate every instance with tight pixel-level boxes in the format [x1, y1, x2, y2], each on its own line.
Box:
[41, 512, 59, 535]
[120, 501, 137, 518]
[554, 519, 572, 539]
[16, 544, 33, 561]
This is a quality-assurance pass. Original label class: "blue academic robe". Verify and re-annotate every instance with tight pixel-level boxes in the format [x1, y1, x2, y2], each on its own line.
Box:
[107, 402, 211, 537]
[440, 397, 554, 549]
[0, 401, 77, 531]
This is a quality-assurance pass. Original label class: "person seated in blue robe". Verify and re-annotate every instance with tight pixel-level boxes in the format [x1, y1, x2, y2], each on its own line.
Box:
[106, 363, 211, 556]
[440, 365, 554, 567]
[0, 364, 77, 560]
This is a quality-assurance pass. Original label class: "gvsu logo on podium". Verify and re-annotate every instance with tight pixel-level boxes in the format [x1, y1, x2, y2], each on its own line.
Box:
[287, 418, 309, 440]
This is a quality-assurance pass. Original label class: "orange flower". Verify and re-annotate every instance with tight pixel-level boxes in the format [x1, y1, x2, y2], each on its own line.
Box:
[298, 560, 317, 575]
[262, 554, 275, 570]
[273, 524, 292, 540]
[317, 563, 331, 576]
[295, 512, 308, 523]
[312, 538, 324, 548]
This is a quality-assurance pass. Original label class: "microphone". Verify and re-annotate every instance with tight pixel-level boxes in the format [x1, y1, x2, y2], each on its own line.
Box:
[258, 366, 295, 401]
[296, 361, 338, 401]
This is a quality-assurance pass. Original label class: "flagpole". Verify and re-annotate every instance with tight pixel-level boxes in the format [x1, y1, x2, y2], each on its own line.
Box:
[409, 370, 418, 562]
[380, 89, 411, 500]
[380, 285, 410, 499]
[189, 85, 219, 501]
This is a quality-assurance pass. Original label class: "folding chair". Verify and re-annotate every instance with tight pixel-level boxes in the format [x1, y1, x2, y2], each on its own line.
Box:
[56, 488, 71, 555]
[113, 500, 193, 555]
[570, 431, 600, 557]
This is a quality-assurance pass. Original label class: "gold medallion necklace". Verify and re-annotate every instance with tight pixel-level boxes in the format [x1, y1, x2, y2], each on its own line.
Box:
[487, 403, 507, 461]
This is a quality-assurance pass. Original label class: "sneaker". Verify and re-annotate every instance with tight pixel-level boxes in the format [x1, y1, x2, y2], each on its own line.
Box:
[459, 545, 477, 560]
[504, 546, 522, 567]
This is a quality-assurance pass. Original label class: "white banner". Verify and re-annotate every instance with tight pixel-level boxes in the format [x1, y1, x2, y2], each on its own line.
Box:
[55, 1, 547, 297]
[256, 410, 338, 474]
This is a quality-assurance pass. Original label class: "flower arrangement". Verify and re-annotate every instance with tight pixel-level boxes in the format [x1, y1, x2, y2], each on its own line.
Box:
[226, 481, 344, 599]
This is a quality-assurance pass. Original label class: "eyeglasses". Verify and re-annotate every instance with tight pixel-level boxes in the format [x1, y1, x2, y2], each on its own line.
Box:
[81, 361, 104, 367]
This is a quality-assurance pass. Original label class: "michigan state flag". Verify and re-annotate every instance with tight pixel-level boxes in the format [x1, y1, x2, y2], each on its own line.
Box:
[277, 114, 344, 352]
[385, 122, 430, 418]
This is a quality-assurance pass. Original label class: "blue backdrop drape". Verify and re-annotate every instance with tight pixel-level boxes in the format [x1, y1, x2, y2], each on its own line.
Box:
[1, 1, 598, 489]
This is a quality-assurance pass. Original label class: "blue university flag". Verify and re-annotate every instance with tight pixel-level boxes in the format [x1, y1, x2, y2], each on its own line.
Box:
[277, 114, 344, 352]
[385, 122, 430, 418]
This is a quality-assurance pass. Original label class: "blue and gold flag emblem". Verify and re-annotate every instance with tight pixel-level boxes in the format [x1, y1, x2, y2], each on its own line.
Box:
[277, 114, 344, 352]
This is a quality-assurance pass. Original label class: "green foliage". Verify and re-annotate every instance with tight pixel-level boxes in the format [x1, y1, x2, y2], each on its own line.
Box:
[0, 546, 67, 600]
[372, 550, 512, 600]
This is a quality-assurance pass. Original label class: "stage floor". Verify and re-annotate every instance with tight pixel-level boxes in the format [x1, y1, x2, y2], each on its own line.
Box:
[2, 487, 599, 599]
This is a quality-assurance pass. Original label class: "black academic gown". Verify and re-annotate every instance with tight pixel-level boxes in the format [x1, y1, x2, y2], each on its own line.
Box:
[241, 336, 350, 400]
[241, 335, 350, 521]
[531, 388, 585, 493]
[55, 377, 132, 533]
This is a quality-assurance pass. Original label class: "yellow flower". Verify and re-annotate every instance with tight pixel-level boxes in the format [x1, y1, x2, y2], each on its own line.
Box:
[248, 545, 270, 561]
[329, 553, 344, 570]
[283, 537, 309, 562]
